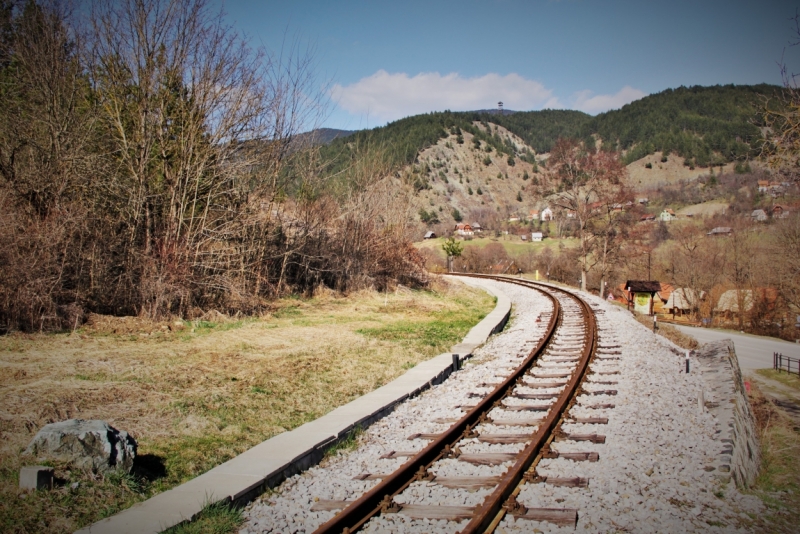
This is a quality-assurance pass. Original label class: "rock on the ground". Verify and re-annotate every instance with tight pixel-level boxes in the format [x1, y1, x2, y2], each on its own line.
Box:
[23, 419, 137, 473]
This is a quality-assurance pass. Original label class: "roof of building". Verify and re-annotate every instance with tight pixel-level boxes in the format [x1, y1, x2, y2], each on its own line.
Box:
[707, 226, 733, 235]
[424, 231, 436, 238]
[626, 280, 662, 293]
[665, 288, 703, 309]
[715, 289, 754, 313]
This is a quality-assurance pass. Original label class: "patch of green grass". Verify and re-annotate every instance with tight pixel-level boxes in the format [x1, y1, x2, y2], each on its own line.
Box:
[178, 319, 251, 341]
[0, 283, 495, 532]
[756, 369, 800, 391]
[324, 426, 364, 460]
[747, 383, 800, 533]
[0, 464, 149, 534]
[272, 306, 302, 319]
[161, 501, 243, 534]
[357, 308, 486, 352]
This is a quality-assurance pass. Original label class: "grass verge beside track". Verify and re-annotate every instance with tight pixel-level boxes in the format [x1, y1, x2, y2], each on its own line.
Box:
[748, 382, 800, 533]
[0, 277, 494, 533]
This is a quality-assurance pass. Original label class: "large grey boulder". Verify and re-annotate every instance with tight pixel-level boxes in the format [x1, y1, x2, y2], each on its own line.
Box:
[23, 419, 137, 473]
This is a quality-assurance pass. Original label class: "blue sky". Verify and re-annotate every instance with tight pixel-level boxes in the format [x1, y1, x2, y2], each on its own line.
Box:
[221, 0, 799, 131]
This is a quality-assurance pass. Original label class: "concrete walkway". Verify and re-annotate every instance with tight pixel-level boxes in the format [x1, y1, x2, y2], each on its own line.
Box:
[78, 277, 511, 534]
[673, 324, 800, 370]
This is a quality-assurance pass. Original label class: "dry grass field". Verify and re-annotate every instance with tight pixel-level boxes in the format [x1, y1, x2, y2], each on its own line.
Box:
[747, 381, 800, 533]
[0, 278, 494, 533]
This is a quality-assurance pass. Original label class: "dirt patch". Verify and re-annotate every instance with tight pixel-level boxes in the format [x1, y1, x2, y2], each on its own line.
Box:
[626, 151, 738, 191]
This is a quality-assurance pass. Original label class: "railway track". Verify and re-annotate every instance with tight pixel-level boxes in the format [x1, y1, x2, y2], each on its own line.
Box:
[310, 275, 618, 533]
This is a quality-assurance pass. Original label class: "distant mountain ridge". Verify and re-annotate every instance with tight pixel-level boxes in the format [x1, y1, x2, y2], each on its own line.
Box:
[293, 128, 355, 147]
[316, 84, 783, 170]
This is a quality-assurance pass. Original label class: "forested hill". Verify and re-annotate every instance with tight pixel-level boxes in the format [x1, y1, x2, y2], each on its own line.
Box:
[318, 84, 784, 175]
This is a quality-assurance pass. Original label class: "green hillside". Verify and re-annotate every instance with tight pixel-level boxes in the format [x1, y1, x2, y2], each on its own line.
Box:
[316, 84, 784, 179]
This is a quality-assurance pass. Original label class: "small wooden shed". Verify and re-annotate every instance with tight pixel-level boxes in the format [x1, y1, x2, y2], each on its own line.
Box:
[625, 280, 662, 315]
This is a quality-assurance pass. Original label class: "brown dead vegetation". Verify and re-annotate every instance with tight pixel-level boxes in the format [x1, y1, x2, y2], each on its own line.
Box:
[0, 0, 426, 333]
[747, 382, 800, 533]
[0, 278, 494, 532]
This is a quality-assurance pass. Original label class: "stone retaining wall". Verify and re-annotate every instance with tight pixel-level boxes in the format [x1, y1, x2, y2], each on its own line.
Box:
[694, 339, 761, 488]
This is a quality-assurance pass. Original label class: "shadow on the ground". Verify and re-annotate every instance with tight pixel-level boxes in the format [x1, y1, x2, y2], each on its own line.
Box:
[132, 453, 167, 481]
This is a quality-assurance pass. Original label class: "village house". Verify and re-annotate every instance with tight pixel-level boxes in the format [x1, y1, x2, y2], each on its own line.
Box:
[471, 222, 482, 233]
[454, 223, 474, 237]
[714, 288, 779, 324]
[653, 283, 674, 315]
[531, 232, 543, 242]
[529, 210, 540, 221]
[758, 180, 769, 193]
[659, 208, 677, 222]
[707, 226, 733, 237]
[772, 205, 788, 219]
[639, 214, 656, 222]
[751, 209, 768, 222]
[540, 207, 553, 221]
[638, 197, 649, 205]
[665, 288, 704, 318]
[423, 231, 437, 240]
[508, 216, 520, 223]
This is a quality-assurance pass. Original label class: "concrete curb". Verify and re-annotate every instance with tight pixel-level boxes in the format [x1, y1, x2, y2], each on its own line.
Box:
[77, 277, 510, 534]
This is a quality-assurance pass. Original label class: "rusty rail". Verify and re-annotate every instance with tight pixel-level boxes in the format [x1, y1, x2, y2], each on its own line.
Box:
[312, 274, 597, 534]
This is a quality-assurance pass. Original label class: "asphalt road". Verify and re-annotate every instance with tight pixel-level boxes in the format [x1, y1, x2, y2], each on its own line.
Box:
[674, 325, 800, 370]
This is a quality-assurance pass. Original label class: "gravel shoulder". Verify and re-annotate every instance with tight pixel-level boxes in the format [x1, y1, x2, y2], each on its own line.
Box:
[241, 281, 764, 534]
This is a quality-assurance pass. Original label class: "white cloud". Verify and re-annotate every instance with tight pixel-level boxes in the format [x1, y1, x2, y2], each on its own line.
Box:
[331, 71, 556, 123]
[571, 86, 647, 114]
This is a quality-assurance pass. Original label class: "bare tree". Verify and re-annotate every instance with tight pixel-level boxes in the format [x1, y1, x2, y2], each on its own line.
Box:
[548, 138, 627, 292]
[89, 0, 323, 315]
[0, 0, 101, 330]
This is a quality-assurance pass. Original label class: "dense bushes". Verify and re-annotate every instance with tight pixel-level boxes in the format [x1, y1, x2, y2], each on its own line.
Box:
[0, 0, 426, 332]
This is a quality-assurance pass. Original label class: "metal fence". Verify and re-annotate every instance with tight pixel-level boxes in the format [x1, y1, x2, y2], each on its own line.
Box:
[774, 352, 800, 377]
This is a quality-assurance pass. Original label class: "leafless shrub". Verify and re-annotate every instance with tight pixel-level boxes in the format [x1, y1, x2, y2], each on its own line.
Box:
[0, 0, 426, 331]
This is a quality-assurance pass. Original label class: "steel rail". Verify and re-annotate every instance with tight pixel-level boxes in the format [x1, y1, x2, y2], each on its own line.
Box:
[454, 275, 597, 533]
[312, 274, 596, 534]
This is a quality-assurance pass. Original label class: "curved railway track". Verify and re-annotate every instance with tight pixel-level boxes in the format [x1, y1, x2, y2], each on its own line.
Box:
[311, 275, 616, 533]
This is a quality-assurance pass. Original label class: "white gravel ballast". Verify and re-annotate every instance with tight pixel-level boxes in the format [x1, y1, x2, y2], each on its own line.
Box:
[240, 280, 763, 534]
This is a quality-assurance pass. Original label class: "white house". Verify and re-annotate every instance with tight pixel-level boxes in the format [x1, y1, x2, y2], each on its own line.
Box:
[531, 232, 543, 242]
[660, 208, 677, 222]
[540, 207, 553, 221]
[455, 223, 474, 237]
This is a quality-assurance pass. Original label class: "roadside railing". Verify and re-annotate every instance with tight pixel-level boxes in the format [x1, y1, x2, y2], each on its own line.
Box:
[774, 352, 800, 377]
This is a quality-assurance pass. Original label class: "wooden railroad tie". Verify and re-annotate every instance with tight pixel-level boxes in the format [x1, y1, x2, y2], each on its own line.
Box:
[555, 432, 606, 444]
[503, 496, 579, 527]
[512, 392, 560, 400]
[477, 433, 534, 444]
[528, 473, 589, 487]
[542, 448, 600, 461]
[584, 403, 615, 409]
[489, 417, 543, 426]
[521, 380, 567, 389]
[570, 416, 609, 424]
[458, 452, 518, 465]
